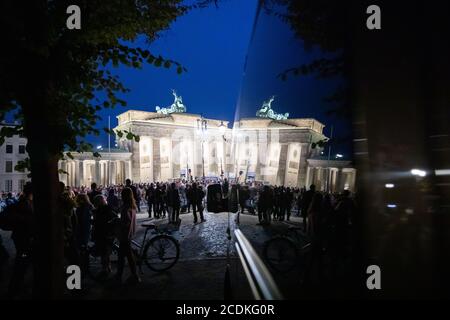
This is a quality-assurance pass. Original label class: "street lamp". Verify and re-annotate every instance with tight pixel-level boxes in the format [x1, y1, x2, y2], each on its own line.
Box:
[218, 121, 228, 179]
[219, 121, 226, 134]
[197, 116, 207, 179]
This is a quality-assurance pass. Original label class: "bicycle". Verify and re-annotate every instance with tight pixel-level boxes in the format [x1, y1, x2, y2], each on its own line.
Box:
[262, 224, 311, 273]
[131, 222, 180, 273]
[87, 221, 180, 276]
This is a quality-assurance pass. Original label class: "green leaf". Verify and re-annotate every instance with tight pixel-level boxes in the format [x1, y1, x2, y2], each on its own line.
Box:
[164, 60, 171, 68]
[66, 152, 74, 160]
[93, 152, 101, 158]
[126, 132, 134, 140]
[134, 135, 140, 142]
[154, 57, 162, 67]
[177, 66, 183, 74]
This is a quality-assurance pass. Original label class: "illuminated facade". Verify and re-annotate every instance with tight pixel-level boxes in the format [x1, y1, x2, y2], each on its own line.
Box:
[55, 93, 356, 190]
[104, 110, 356, 190]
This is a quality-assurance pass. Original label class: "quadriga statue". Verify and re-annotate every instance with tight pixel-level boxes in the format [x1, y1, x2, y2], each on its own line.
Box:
[256, 96, 289, 120]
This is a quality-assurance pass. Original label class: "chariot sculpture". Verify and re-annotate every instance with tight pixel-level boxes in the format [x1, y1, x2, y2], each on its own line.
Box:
[256, 96, 289, 120]
[156, 89, 187, 114]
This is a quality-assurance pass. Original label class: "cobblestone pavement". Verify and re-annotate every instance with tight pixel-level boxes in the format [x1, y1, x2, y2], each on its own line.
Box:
[0, 209, 305, 299]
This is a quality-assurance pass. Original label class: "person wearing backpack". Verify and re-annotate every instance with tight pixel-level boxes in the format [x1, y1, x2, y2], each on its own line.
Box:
[7, 182, 34, 298]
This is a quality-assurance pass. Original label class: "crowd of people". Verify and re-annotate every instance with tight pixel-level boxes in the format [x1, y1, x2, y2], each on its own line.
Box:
[0, 177, 356, 298]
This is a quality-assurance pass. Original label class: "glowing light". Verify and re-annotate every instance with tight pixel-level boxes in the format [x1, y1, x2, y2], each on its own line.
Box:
[336, 154, 343, 158]
[435, 169, 450, 176]
[385, 183, 395, 188]
[411, 169, 426, 177]
[96, 145, 102, 150]
[387, 204, 397, 208]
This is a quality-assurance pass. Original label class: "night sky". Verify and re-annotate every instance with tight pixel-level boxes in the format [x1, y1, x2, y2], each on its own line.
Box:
[92, 0, 350, 157]
[93, 0, 258, 147]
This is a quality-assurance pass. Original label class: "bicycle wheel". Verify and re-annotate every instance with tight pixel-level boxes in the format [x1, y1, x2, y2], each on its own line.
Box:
[143, 235, 180, 272]
[263, 237, 299, 273]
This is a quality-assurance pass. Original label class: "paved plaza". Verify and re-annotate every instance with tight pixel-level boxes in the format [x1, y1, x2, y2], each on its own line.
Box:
[0, 208, 305, 299]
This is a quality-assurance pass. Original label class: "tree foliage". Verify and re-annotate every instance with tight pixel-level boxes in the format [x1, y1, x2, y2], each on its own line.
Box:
[263, 0, 350, 117]
[0, 0, 196, 160]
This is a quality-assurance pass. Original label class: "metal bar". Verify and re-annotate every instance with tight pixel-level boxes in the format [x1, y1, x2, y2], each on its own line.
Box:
[234, 229, 283, 300]
[235, 243, 261, 300]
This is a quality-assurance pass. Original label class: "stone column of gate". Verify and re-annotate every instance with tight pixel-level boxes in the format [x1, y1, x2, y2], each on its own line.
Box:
[115, 160, 121, 184]
[152, 138, 161, 182]
[172, 139, 180, 179]
[58, 160, 66, 186]
[77, 160, 84, 187]
[125, 160, 132, 181]
[94, 160, 101, 186]
[277, 143, 289, 186]
[336, 168, 343, 192]
[349, 168, 357, 192]
[310, 167, 316, 188]
[74, 160, 79, 187]
[305, 166, 312, 189]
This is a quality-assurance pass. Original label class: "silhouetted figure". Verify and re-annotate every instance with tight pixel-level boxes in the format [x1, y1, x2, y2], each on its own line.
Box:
[107, 188, 120, 213]
[258, 185, 274, 225]
[75, 194, 93, 250]
[285, 187, 294, 221]
[7, 182, 34, 298]
[145, 183, 155, 218]
[59, 182, 78, 266]
[116, 187, 140, 284]
[189, 183, 205, 223]
[88, 182, 101, 204]
[168, 183, 181, 224]
[334, 190, 355, 258]
[305, 192, 325, 284]
[301, 184, 316, 231]
[0, 234, 8, 283]
[125, 179, 140, 213]
[92, 195, 118, 279]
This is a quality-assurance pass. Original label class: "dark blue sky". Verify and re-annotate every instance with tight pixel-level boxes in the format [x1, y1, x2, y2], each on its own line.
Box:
[93, 0, 258, 147]
[92, 0, 350, 156]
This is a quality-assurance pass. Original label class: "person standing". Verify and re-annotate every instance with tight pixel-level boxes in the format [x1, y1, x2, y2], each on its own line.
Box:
[301, 184, 316, 231]
[88, 183, 101, 204]
[179, 183, 188, 213]
[145, 183, 155, 218]
[107, 188, 120, 213]
[185, 184, 192, 213]
[116, 187, 140, 283]
[167, 183, 181, 224]
[160, 184, 167, 218]
[75, 194, 94, 250]
[58, 182, 78, 266]
[258, 185, 274, 225]
[7, 182, 34, 298]
[305, 192, 325, 282]
[125, 179, 140, 213]
[285, 187, 294, 221]
[190, 183, 205, 223]
[92, 195, 118, 279]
